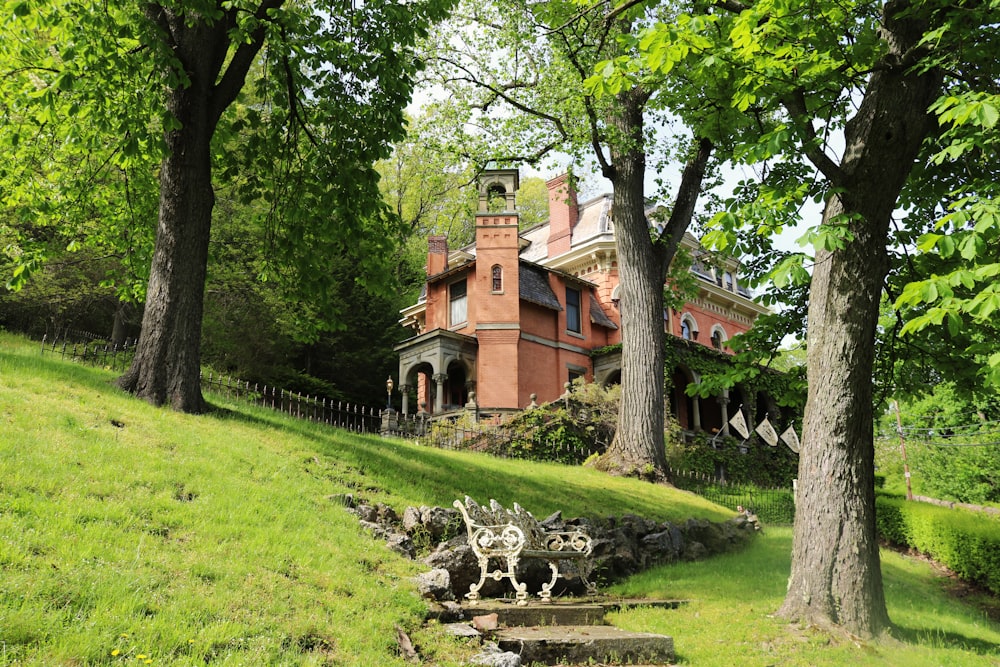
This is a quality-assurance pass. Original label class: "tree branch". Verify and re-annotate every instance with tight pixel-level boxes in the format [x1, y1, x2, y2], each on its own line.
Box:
[782, 87, 845, 188]
[657, 136, 714, 258]
[211, 0, 285, 123]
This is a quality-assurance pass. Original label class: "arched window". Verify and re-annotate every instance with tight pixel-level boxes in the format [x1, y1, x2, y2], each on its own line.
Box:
[491, 265, 503, 293]
[486, 185, 507, 212]
[710, 325, 727, 350]
[681, 319, 692, 340]
[680, 314, 699, 341]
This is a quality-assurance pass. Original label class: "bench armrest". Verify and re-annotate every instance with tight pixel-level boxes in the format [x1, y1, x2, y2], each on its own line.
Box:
[540, 530, 593, 556]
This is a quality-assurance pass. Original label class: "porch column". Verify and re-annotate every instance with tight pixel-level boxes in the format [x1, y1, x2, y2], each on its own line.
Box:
[400, 384, 412, 416]
[692, 396, 702, 431]
[718, 395, 730, 436]
[433, 373, 447, 413]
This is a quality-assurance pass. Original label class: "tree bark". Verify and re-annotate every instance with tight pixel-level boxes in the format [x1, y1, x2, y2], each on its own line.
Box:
[598, 88, 670, 475]
[116, 7, 238, 412]
[777, 1, 942, 638]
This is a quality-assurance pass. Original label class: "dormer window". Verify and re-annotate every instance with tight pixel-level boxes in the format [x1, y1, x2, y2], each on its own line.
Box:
[724, 271, 735, 291]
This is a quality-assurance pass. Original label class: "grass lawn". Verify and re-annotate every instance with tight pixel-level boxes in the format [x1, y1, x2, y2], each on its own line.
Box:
[2, 330, 999, 665]
[609, 527, 1000, 666]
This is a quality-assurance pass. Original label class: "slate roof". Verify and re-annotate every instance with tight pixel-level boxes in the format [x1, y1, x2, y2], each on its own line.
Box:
[590, 293, 618, 330]
[519, 263, 563, 311]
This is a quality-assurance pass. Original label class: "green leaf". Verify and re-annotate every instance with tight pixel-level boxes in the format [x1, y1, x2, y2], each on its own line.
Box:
[946, 311, 962, 337]
[916, 233, 942, 253]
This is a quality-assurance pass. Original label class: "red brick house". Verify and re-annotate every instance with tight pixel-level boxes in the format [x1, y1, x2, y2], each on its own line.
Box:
[394, 167, 770, 429]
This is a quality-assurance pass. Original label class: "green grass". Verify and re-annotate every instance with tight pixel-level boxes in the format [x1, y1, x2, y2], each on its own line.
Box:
[608, 527, 1000, 665]
[2, 330, 1000, 666]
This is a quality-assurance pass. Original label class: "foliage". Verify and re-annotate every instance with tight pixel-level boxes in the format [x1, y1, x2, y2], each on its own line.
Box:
[666, 337, 804, 411]
[499, 381, 622, 464]
[877, 385, 1000, 504]
[876, 496, 1000, 598]
[1, 0, 455, 410]
[667, 430, 797, 488]
[0, 249, 134, 339]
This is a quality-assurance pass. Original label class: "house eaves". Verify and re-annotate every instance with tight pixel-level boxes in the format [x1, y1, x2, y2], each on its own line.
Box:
[590, 293, 618, 330]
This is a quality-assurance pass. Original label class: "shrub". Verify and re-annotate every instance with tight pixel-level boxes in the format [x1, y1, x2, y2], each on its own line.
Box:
[876, 496, 1000, 596]
[667, 431, 797, 487]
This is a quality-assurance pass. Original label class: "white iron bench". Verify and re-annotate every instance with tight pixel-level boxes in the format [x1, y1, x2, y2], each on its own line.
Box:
[453, 496, 596, 605]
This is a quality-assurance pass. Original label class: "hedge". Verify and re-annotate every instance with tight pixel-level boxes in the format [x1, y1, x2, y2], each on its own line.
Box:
[876, 495, 1000, 596]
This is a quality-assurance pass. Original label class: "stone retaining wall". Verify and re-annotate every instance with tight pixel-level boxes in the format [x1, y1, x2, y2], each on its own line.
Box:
[337, 495, 758, 604]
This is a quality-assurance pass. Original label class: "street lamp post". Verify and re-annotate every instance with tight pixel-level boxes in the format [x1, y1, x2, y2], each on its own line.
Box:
[386, 376, 394, 410]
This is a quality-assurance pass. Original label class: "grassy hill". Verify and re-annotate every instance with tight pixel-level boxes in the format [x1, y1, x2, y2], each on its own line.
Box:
[2, 330, 999, 666]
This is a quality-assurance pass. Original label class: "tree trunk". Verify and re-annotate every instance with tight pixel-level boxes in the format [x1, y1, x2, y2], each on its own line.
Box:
[116, 10, 228, 412]
[598, 89, 670, 475]
[778, 1, 942, 638]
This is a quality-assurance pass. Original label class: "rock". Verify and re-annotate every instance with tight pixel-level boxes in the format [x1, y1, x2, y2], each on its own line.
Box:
[402, 505, 424, 533]
[356, 504, 379, 523]
[424, 541, 501, 598]
[438, 600, 465, 622]
[444, 622, 481, 639]
[421, 505, 458, 540]
[472, 613, 499, 633]
[415, 568, 454, 601]
[470, 642, 521, 667]
[386, 532, 415, 559]
[375, 503, 399, 524]
[358, 519, 389, 540]
[683, 540, 707, 561]
[328, 493, 355, 508]
[641, 524, 684, 562]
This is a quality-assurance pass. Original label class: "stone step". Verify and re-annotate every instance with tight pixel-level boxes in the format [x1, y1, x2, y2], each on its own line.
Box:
[465, 600, 608, 627]
[461, 598, 687, 627]
[495, 624, 675, 665]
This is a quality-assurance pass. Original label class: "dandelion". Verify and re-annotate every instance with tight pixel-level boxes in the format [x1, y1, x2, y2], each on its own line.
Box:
[120, 633, 129, 638]
[137, 654, 147, 659]
[111, 649, 120, 656]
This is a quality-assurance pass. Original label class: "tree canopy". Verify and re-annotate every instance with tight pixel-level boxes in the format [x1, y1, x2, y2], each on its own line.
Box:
[604, 0, 999, 639]
[1, 0, 452, 411]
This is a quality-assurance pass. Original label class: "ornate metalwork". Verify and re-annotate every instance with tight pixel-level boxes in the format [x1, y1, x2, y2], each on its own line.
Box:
[453, 496, 596, 606]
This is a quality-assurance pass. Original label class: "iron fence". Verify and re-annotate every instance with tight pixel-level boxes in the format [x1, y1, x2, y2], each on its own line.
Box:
[669, 467, 796, 525]
[200, 373, 382, 433]
[383, 410, 602, 463]
[40, 333, 136, 372]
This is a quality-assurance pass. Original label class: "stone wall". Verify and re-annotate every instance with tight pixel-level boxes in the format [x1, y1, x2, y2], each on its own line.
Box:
[338, 495, 759, 605]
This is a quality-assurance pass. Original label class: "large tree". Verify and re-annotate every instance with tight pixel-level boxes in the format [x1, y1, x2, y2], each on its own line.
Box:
[626, 0, 998, 638]
[1, 0, 451, 412]
[424, 0, 748, 475]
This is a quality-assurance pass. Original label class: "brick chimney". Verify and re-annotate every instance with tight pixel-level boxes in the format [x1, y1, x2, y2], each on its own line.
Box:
[546, 173, 579, 259]
[426, 235, 448, 276]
